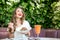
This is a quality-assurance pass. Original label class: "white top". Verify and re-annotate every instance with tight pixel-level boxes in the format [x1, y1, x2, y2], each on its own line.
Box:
[13, 20, 32, 40]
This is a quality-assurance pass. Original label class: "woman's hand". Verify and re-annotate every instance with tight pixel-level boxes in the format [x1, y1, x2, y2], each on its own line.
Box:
[25, 32, 30, 37]
[7, 22, 14, 33]
[8, 22, 14, 28]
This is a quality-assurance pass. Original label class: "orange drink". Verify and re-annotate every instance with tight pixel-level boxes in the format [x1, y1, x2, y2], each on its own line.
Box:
[34, 25, 41, 36]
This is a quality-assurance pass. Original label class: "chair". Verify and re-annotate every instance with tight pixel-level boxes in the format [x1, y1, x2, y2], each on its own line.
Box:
[45, 29, 57, 38]
[39, 29, 46, 37]
[57, 30, 60, 38]
[0, 28, 9, 39]
[30, 28, 36, 37]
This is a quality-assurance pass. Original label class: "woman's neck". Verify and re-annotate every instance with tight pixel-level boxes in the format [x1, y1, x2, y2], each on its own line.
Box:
[16, 18, 22, 26]
[16, 18, 21, 23]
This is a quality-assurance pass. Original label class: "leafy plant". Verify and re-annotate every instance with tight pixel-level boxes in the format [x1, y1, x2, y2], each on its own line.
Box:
[0, 0, 60, 29]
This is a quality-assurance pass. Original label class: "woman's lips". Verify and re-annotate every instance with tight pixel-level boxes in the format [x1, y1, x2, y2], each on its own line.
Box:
[18, 14, 22, 16]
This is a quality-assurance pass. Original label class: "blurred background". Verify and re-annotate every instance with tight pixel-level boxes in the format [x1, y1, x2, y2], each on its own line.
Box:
[0, 0, 60, 29]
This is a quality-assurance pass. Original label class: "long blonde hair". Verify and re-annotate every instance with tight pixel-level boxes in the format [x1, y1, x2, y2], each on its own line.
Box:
[10, 7, 25, 31]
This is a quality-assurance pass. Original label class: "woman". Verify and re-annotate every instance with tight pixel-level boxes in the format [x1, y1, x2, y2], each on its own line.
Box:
[7, 7, 32, 40]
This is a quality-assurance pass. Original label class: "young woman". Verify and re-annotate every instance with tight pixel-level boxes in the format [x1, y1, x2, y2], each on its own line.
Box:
[7, 7, 32, 40]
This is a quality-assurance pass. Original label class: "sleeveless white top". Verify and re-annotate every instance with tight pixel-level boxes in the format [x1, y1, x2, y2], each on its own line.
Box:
[13, 20, 32, 40]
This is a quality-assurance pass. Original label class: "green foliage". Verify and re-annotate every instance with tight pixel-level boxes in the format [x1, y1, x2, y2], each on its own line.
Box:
[0, 0, 60, 29]
[51, 1, 60, 29]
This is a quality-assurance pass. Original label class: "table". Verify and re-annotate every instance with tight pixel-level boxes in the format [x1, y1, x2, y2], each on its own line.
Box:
[0, 37, 60, 40]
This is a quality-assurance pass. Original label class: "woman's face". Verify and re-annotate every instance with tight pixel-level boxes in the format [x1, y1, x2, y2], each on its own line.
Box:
[15, 8, 23, 18]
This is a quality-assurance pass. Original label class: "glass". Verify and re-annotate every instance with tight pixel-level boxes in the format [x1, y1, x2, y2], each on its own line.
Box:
[34, 25, 41, 40]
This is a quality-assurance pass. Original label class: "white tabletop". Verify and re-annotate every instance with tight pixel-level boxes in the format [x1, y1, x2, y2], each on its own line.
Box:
[40, 37, 60, 40]
[29, 37, 60, 40]
[0, 37, 60, 40]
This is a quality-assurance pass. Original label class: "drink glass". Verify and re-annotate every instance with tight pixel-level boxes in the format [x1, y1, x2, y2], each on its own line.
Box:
[34, 25, 41, 40]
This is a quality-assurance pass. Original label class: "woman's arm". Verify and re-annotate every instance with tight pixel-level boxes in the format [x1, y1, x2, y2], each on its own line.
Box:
[7, 22, 14, 32]
[7, 22, 14, 38]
